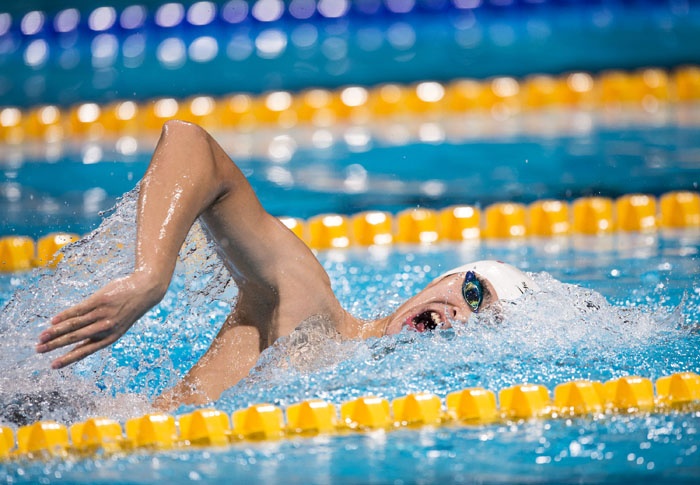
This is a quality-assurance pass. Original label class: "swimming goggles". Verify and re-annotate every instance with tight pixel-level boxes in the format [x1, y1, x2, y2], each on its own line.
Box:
[462, 271, 483, 313]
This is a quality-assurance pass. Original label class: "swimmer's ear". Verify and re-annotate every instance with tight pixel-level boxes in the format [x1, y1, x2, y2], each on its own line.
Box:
[476, 275, 496, 311]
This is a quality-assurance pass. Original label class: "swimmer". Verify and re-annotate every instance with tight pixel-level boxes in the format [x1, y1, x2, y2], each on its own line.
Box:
[34, 121, 537, 410]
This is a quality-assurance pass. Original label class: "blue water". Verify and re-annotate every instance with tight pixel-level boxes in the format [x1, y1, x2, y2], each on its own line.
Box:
[2, 1, 700, 107]
[2, 1, 700, 483]
[2, 416, 700, 484]
[0, 105, 699, 484]
[3, 122, 700, 239]
[0, 184, 699, 483]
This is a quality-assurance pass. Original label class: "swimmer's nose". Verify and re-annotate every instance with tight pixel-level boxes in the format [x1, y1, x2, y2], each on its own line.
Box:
[453, 305, 473, 323]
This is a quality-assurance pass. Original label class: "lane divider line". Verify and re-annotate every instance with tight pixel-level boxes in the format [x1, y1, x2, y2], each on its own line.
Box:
[1, 190, 697, 272]
[1, 372, 699, 460]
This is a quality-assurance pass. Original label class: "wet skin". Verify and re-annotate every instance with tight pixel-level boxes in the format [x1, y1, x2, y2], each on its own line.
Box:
[383, 272, 496, 335]
[34, 120, 498, 410]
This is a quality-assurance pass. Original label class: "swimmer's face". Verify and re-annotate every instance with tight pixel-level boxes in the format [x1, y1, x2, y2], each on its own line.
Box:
[383, 271, 496, 335]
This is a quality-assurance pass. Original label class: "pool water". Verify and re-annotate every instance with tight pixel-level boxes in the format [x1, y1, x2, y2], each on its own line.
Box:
[3, 119, 700, 239]
[1, 185, 699, 483]
[3, 1, 700, 107]
[2, 0, 700, 483]
[5, 415, 699, 484]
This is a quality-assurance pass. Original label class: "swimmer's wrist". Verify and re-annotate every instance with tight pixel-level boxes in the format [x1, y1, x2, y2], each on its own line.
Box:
[131, 268, 169, 302]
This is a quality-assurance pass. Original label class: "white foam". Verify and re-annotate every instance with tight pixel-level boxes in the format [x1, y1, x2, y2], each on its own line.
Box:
[0, 192, 695, 423]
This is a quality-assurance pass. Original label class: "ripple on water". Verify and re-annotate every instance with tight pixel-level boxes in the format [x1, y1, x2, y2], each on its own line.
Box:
[0, 188, 698, 439]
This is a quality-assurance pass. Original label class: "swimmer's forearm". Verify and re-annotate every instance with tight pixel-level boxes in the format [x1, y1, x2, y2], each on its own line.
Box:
[42, 121, 315, 370]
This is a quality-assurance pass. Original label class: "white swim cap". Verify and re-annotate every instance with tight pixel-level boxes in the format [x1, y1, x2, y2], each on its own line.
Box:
[438, 260, 539, 301]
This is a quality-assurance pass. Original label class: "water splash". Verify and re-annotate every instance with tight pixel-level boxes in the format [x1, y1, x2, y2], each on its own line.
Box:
[0, 189, 697, 428]
[0, 187, 234, 425]
[215, 270, 695, 413]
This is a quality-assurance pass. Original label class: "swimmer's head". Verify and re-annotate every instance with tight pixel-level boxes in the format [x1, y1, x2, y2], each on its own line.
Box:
[383, 260, 539, 335]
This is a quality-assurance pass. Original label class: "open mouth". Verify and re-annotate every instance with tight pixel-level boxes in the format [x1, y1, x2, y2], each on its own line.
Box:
[409, 310, 443, 333]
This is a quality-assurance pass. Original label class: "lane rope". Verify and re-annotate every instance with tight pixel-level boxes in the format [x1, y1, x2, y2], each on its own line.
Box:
[1, 190, 698, 271]
[1, 373, 699, 460]
[2, 65, 699, 145]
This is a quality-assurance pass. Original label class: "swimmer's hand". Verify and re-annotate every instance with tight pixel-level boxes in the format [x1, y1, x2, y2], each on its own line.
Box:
[36, 271, 166, 369]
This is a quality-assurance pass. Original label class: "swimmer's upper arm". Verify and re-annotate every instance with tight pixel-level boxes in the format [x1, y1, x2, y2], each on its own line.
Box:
[198, 128, 331, 311]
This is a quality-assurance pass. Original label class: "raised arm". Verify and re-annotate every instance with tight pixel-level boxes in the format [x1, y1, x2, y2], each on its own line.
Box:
[36, 121, 342, 378]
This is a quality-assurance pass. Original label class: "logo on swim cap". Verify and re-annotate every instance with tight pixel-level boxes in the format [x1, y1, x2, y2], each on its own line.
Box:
[438, 260, 539, 301]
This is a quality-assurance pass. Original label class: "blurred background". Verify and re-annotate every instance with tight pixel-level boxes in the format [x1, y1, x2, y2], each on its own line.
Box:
[1, 0, 699, 238]
[2, 0, 700, 106]
[2, 5, 700, 481]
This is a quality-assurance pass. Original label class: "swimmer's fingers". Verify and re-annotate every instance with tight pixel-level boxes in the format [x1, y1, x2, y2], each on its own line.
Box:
[37, 308, 103, 348]
[38, 273, 163, 369]
[50, 295, 102, 325]
[36, 313, 110, 353]
[50, 334, 118, 369]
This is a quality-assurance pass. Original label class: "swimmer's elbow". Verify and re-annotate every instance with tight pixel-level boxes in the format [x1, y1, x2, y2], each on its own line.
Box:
[161, 119, 208, 141]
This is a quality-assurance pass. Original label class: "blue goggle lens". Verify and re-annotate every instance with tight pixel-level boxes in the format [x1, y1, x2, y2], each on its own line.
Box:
[462, 271, 483, 313]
